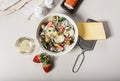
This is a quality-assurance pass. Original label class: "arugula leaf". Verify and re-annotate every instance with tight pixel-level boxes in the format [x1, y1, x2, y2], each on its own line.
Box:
[58, 17, 66, 22]
[71, 36, 75, 41]
[41, 41, 47, 49]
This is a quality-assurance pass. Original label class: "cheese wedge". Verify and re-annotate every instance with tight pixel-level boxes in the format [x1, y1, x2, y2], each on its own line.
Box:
[77, 22, 106, 40]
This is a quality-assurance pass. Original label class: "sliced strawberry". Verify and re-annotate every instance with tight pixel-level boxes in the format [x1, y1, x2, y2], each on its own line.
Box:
[33, 55, 41, 63]
[54, 44, 64, 51]
[59, 26, 65, 32]
[57, 26, 65, 32]
[47, 21, 53, 27]
[43, 63, 51, 73]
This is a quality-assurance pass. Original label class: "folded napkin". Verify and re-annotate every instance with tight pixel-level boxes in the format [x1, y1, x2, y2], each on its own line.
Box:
[0, 0, 44, 18]
[0, 0, 20, 10]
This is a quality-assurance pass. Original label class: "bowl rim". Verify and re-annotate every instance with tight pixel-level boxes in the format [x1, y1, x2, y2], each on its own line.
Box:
[36, 13, 78, 56]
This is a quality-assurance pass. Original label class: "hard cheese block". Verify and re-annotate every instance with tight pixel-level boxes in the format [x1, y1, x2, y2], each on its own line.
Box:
[77, 22, 106, 40]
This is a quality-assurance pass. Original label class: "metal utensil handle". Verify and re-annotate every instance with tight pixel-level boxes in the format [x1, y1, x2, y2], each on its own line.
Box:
[72, 50, 85, 73]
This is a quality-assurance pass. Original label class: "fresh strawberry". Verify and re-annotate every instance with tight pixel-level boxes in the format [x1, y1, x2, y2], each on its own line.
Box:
[33, 55, 41, 63]
[54, 44, 64, 51]
[43, 63, 51, 73]
[47, 21, 53, 27]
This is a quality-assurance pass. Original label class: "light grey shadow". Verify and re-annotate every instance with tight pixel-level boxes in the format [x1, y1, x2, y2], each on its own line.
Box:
[102, 21, 112, 39]
[54, 0, 61, 5]
[62, 12, 85, 23]
[50, 55, 56, 71]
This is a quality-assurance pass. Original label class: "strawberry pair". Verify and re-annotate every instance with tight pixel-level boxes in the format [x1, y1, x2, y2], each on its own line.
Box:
[33, 53, 52, 73]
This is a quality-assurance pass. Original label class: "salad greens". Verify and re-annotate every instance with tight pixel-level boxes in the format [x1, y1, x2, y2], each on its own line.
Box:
[39, 16, 75, 53]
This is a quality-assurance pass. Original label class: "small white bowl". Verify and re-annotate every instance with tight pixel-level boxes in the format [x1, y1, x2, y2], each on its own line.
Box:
[36, 13, 78, 56]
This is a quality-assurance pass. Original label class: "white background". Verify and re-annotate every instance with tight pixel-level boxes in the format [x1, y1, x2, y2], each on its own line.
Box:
[0, 0, 120, 81]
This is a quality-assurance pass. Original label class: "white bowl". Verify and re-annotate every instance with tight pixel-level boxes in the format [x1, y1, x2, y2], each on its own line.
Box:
[36, 13, 78, 56]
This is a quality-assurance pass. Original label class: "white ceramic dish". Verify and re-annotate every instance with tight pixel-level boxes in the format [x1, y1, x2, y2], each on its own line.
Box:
[36, 13, 78, 56]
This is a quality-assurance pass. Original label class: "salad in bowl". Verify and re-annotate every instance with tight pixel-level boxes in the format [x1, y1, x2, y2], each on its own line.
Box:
[36, 13, 78, 55]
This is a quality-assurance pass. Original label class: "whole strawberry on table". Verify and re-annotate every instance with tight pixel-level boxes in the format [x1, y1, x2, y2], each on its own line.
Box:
[33, 53, 52, 73]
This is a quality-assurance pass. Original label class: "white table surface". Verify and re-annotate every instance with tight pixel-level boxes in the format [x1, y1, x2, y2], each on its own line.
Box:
[0, 0, 120, 81]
